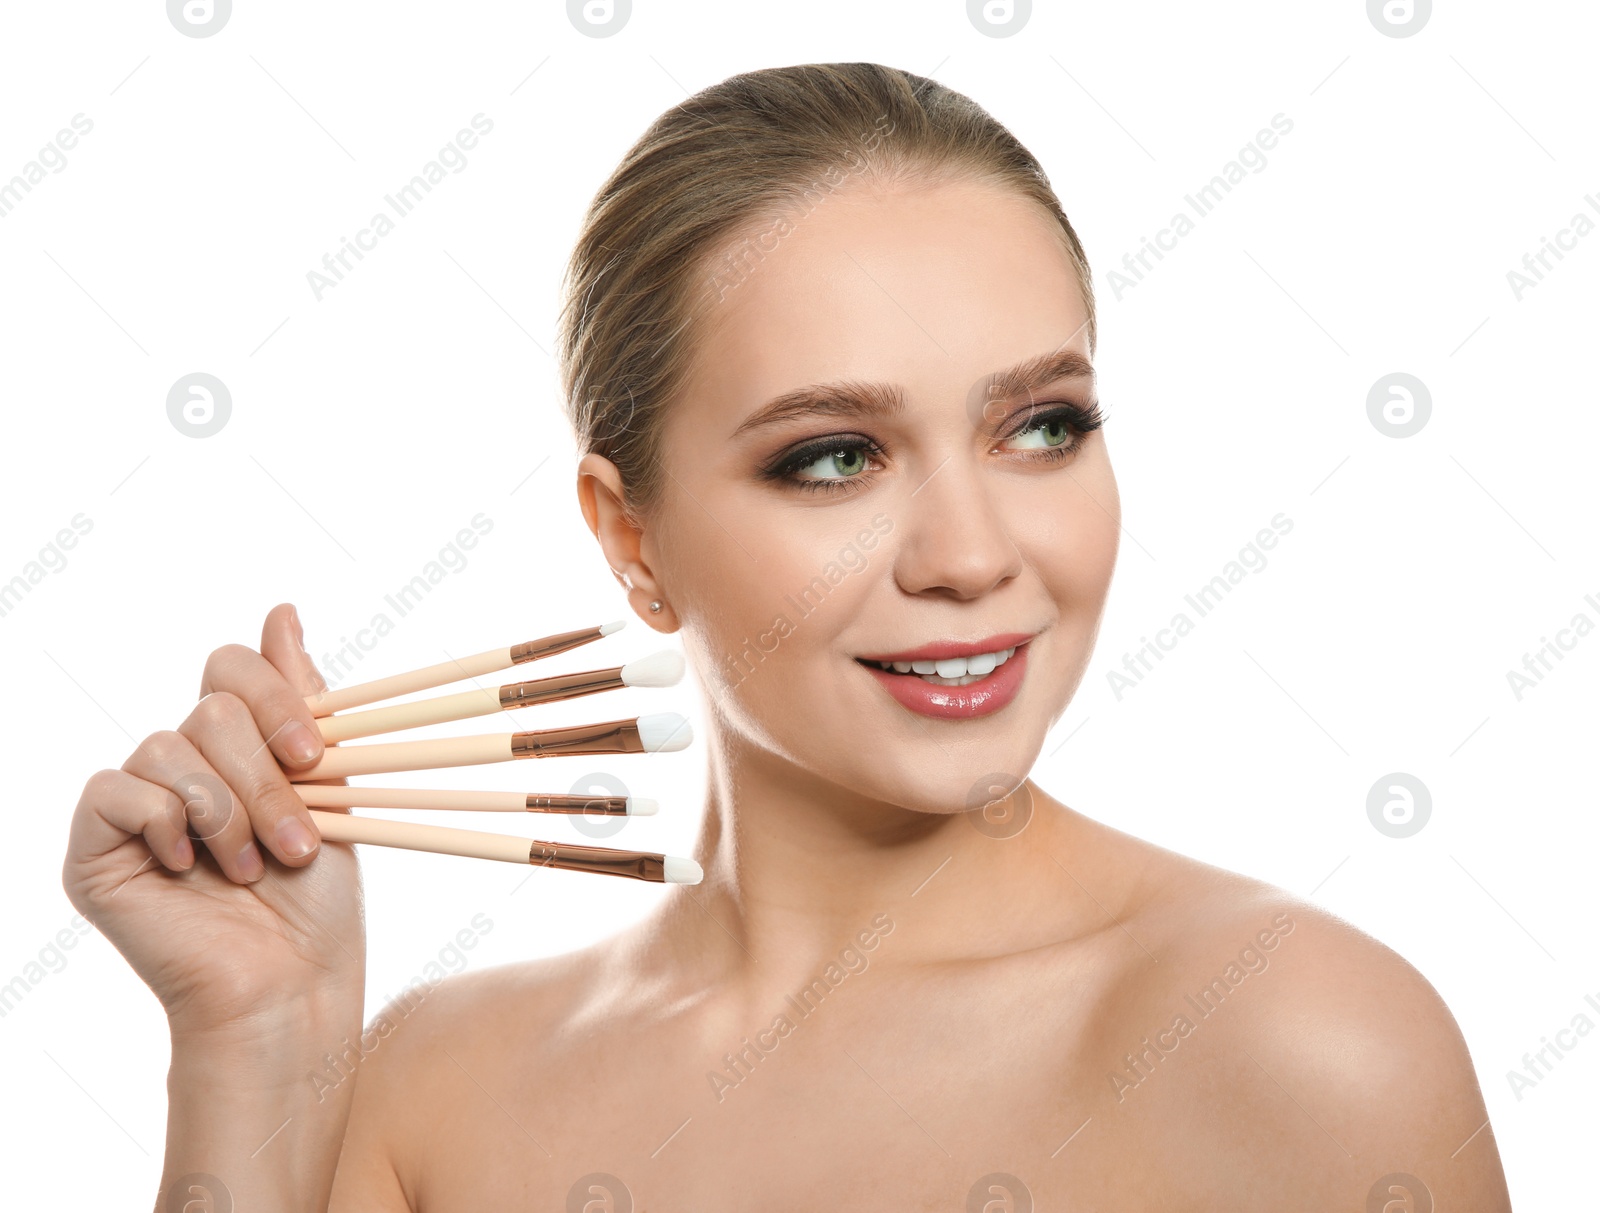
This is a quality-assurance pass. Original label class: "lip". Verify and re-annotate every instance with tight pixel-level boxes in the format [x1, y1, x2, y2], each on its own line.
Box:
[858, 638, 1031, 720]
[855, 632, 1035, 664]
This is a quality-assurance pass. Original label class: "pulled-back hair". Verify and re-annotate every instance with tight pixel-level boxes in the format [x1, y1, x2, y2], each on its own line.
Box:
[557, 62, 1095, 519]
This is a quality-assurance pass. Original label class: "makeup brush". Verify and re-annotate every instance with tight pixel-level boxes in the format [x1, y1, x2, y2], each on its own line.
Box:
[307, 810, 702, 883]
[304, 620, 626, 716]
[290, 713, 693, 781]
[293, 784, 658, 816]
[315, 650, 685, 743]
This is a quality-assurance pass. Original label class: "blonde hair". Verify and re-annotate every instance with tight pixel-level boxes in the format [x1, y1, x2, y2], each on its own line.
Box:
[556, 62, 1095, 519]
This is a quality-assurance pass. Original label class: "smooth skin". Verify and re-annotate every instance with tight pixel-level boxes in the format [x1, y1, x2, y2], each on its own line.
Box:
[66, 174, 1512, 1210]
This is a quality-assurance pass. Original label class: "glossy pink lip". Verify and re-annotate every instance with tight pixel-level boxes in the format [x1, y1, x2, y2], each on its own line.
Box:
[858, 639, 1031, 720]
[855, 632, 1034, 664]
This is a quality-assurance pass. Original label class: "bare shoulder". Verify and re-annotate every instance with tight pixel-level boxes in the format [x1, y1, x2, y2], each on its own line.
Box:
[1071, 813, 1510, 1207]
[333, 932, 626, 1206]
[349, 926, 626, 1094]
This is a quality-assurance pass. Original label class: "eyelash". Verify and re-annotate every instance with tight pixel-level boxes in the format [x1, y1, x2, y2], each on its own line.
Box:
[762, 401, 1106, 495]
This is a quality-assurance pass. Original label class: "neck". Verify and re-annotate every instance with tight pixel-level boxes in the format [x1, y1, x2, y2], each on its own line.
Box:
[646, 721, 1102, 1004]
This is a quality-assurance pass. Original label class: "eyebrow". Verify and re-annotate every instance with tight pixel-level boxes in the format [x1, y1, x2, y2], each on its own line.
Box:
[730, 347, 1096, 439]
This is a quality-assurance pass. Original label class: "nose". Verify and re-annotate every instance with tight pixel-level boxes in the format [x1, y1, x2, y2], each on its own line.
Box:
[889, 455, 1024, 601]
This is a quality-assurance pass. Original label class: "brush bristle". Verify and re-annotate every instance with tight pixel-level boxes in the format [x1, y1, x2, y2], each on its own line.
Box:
[663, 856, 703, 884]
[626, 797, 658, 817]
[620, 649, 685, 688]
[636, 712, 692, 753]
[599, 619, 626, 636]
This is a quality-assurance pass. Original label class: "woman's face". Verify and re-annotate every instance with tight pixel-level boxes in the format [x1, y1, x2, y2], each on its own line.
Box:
[643, 172, 1119, 814]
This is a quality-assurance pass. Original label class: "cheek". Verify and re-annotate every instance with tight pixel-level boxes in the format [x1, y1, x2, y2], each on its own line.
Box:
[1018, 463, 1120, 604]
[660, 500, 837, 702]
[1077, 503, 1122, 596]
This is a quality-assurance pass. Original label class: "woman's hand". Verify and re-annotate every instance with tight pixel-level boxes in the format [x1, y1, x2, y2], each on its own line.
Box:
[62, 602, 365, 1045]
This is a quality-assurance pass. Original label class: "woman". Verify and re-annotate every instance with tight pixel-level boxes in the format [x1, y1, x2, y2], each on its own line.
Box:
[64, 63, 1511, 1209]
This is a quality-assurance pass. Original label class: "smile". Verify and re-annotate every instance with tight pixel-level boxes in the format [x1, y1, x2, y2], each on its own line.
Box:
[854, 633, 1034, 720]
[860, 646, 1018, 686]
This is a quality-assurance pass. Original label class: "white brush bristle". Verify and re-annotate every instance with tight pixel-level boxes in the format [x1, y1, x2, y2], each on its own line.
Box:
[663, 856, 703, 884]
[626, 797, 658, 817]
[636, 712, 692, 752]
[621, 649, 685, 688]
[599, 619, 626, 636]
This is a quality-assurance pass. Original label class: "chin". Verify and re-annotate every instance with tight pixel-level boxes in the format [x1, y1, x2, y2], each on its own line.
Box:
[828, 690, 1053, 820]
[900, 759, 1040, 818]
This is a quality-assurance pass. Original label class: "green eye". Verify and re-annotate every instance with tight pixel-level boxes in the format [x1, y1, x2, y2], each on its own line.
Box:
[1005, 416, 1072, 450]
[795, 447, 869, 480]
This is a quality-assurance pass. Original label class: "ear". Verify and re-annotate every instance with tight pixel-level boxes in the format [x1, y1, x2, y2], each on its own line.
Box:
[576, 452, 677, 632]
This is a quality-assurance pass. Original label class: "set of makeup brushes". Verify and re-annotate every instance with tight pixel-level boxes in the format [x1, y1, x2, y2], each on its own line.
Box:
[292, 620, 702, 885]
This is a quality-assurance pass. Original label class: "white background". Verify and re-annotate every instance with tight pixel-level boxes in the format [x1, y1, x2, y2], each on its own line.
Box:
[1, 1, 1594, 1206]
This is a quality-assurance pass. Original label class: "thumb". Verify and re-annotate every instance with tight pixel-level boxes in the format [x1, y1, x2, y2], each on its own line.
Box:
[264, 604, 350, 793]
[262, 602, 330, 701]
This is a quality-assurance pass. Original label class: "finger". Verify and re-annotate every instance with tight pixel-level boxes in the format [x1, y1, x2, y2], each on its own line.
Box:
[262, 602, 329, 699]
[65, 768, 195, 883]
[177, 692, 322, 869]
[199, 642, 324, 773]
[122, 729, 266, 884]
[260, 602, 350, 796]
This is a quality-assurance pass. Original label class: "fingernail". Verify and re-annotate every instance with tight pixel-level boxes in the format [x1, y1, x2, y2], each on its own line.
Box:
[281, 721, 321, 765]
[175, 835, 194, 867]
[236, 841, 265, 882]
[276, 817, 318, 859]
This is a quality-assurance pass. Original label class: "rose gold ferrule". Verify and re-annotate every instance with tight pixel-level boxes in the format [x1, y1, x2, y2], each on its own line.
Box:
[525, 793, 629, 815]
[498, 666, 624, 710]
[510, 717, 644, 758]
[528, 841, 667, 883]
[510, 626, 607, 665]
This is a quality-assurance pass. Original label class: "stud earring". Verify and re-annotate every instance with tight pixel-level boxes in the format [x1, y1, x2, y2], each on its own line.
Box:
[649, 600, 662, 613]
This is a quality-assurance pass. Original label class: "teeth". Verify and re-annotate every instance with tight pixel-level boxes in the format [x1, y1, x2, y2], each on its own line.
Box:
[868, 645, 1019, 683]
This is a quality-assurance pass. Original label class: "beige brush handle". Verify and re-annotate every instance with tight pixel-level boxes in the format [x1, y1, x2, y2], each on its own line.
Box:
[309, 809, 530, 864]
[316, 686, 504, 743]
[293, 785, 528, 812]
[305, 647, 510, 716]
[302, 623, 622, 716]
[292, 733, 512, 780]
